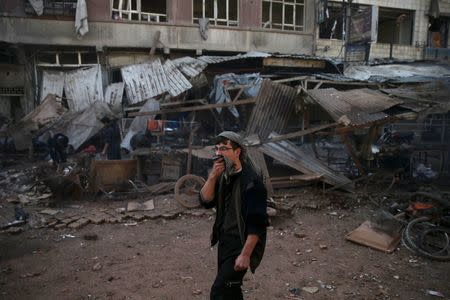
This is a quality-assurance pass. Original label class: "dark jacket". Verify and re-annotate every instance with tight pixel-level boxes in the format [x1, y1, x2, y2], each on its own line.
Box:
[201, 163, 269, 273]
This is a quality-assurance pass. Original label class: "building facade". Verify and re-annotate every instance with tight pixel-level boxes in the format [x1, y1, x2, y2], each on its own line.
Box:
[0, 0, 449, 121]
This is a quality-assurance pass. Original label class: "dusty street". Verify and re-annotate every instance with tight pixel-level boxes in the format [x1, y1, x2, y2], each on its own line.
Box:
[1, 192, 449, 300]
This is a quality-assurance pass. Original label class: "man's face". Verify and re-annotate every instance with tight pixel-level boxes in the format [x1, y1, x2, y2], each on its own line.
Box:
[214, 140, 241, 163]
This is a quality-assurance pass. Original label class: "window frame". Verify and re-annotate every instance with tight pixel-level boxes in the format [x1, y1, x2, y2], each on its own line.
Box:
[111, 0, 167, 23]
[192, 0, 239, 27]
[262, 0, 305, 32]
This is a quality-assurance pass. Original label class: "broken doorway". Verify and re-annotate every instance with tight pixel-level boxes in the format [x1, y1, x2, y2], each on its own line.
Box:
[377, 8, 414, 45]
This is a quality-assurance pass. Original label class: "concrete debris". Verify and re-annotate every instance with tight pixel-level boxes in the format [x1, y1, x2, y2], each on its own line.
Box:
[39, 209, 60, 216]
[302, 286, 319, 294]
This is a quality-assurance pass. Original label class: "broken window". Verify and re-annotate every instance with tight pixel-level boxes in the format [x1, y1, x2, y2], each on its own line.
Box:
[319, 2, 343, 39]
[319, 2, 369, 40]
[377, 8, 414, 45]
[111, 0, 167, 22]
[193, 0, 239, 26]
[36, 51, 98, 67]
[25, 0, 77, 16]
[262, 0, 305, 31]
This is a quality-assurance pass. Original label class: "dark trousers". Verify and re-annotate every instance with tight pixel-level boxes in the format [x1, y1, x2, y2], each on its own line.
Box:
[211, 235, 247, 300]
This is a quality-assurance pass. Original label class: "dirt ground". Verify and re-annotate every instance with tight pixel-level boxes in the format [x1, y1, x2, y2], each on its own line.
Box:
[1, 187, 449, 300]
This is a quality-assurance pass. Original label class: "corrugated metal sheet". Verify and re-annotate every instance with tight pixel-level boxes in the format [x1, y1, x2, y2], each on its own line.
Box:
[307, 88, 402, 125]
[171, 56, 207, 78]
[259, 135, 354, 191]
[121, 59, 169, 104]
[198, 51, 271, 64]
[40, 70, 65, 101]
[104, 82, 124, 108]
[246, 79, 297, 139]
[64, 65, 104, 111]
[163, 59, 192, 97]
[382, 79, 450, 110]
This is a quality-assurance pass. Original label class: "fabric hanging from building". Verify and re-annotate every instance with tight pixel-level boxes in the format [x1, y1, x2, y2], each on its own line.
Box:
[75, 0, 89, 38]
[64, 65, 104, 111]
[429, 0, 440, 18]
[40, 70, 65, 101]
[28, 0, 44, 16]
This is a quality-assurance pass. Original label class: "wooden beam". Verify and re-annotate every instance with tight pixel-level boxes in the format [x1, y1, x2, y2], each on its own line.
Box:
[263, 57, 326, 69]
[340, 133, 366, 176]
[246, 122, 340, 146]
[129, 98, 255, 117]
[124, 98, 208, 112]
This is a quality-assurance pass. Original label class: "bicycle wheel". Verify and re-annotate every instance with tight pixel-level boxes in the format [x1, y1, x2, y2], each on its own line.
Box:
[174, 174, 206, 209]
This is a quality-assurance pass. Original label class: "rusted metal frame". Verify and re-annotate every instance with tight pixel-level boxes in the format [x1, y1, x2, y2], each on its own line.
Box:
[339, 133, 366, 176]
[129, 98, 255, 117]
[247, 122, 340, 146]
[314, 81, 323, 90]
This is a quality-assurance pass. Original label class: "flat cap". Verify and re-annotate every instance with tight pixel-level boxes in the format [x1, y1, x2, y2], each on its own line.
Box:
[215, 131, 243, 147]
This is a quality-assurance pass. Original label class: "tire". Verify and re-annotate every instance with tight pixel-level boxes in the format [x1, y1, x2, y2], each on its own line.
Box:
[403, 217, 450, 261]
[174, 174, 206, 209]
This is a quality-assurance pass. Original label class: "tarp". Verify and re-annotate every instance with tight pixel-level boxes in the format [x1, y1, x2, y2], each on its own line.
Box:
[75, 0, 89, 38]
[28, 0, 43, 16]
[209, 73, 263, 118]
[47, 102, 116, 150]
[121, 99, 160, 152]
[8, 94, 67, 150]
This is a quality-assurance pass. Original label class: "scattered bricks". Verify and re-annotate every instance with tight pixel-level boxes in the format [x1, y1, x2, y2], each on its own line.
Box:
[88, 214, 107, 225]
[128, 213, 146, 221]
[161, 213, 177, 220]
[144, 212, 161, 220]
[46, 220, 59, 228]
[68, 218, 90, 229]
[189, 211, 205, 217]
[54, 223, 67, 230]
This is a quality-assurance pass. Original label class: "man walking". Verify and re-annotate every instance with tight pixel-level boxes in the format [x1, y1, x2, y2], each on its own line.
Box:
[200, 131, 268, 300]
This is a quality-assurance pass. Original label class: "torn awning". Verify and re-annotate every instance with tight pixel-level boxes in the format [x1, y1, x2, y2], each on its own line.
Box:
[307, 88, 403, 126]
[121, 60, 168, 104]
[171, 56, 208, 78]
[64, 65, 104, 111]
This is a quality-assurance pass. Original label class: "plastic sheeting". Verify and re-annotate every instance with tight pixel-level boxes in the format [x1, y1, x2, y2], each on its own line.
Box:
[47, 102, 116, 151]
[75, 0, 89, 38]
[209, 73, 263, 118]
[7, 94, 67, 151]
[121, 99, 160, 152]
[28, 0, 43, 16]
